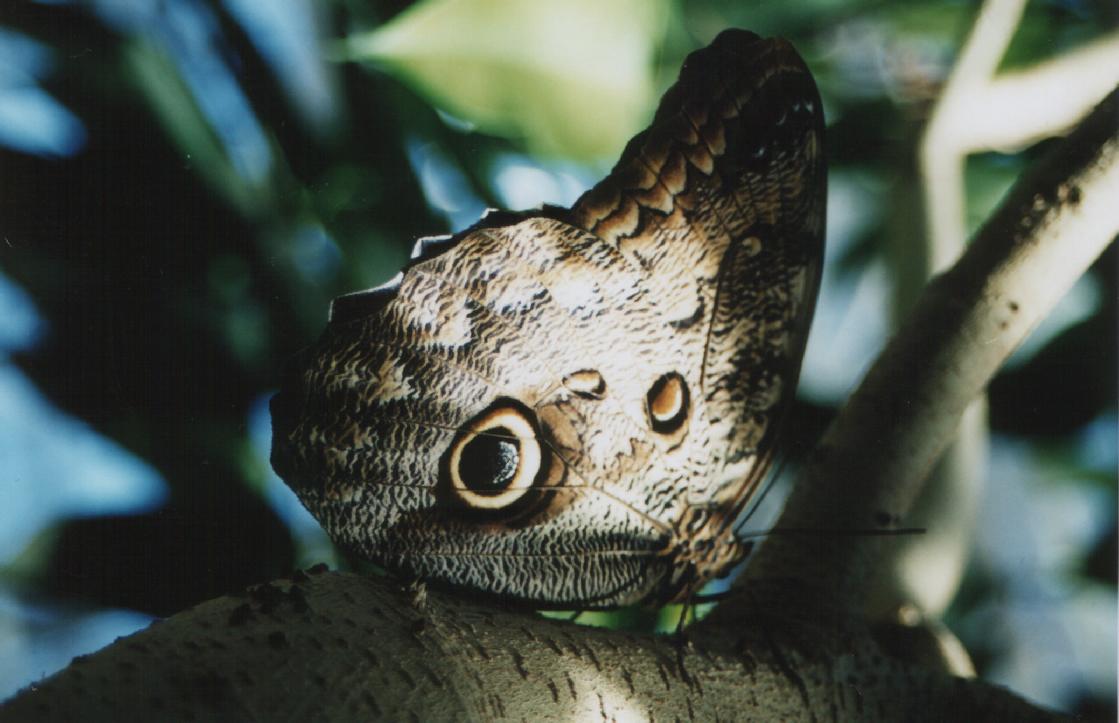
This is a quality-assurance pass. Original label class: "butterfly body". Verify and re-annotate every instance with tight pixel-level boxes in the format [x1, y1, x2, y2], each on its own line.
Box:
[271, 29, 826, 608]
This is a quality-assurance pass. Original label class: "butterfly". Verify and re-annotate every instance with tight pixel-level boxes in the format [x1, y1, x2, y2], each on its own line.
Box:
[270, 29, 826, 608]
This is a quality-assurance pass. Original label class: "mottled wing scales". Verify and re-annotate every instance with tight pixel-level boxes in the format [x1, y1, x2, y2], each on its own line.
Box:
[271, 29, 826, 607]
[571, 29, 825, 510]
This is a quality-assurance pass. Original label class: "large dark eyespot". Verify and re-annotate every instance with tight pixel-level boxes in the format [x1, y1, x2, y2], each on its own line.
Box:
[446, 403, 544, 510]
[457, 427, 519, 493]
[647, 372, 690, 435]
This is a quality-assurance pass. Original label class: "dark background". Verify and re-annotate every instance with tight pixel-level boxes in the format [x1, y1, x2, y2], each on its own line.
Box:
[0, 0, 1114, 715]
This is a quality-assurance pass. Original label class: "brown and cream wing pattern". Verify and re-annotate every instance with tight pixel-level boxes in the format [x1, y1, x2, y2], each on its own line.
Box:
[270, 29, 826, 607]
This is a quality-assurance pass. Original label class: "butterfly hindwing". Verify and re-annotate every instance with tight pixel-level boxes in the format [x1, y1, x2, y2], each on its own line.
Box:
[271, 29, 826, 607]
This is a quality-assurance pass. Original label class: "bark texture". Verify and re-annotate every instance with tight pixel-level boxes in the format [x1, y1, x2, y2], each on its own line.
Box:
[0, 570, 1067, 722]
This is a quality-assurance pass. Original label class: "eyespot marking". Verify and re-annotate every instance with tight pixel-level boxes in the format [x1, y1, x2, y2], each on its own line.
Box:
[647, 372, 690, 435]
[563, 369, 607, 399]
[457, 427, 518, 493]
[444, 401, 547, 512]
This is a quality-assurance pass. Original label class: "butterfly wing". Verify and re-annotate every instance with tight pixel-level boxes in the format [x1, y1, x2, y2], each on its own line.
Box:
[570, 29, 826, 582]
[270, 29, 825, 607]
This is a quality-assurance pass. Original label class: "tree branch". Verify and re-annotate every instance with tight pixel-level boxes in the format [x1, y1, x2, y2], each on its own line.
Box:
[878, 0, 1032, 622]
[968, 32, 1119, 153]
[921, 0, 1025, 274]
[875, 2, 1117, 622]
[745, 86, 1119, 607]
[0, 571, 1068, 722]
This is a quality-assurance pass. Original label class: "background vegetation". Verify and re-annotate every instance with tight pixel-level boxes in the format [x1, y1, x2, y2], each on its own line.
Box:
[0, 0, 1113, 715]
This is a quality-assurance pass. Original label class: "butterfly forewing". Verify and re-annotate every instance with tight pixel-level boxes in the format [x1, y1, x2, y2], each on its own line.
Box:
[271, 29, 825, 607]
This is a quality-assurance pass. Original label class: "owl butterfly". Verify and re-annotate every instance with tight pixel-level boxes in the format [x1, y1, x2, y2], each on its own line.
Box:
[271, 29, 826, 608]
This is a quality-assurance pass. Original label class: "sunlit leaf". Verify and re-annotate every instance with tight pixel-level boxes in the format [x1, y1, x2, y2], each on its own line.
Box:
[345, 0, 668, 160]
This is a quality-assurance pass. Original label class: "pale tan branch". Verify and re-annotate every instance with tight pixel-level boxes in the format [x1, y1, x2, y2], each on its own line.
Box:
[867, 1, 1116, 622]
[920, 0, 1027, 271]
[0, 572, 1068, 722]
[943, 0, 1027, 92]
[967, 32, 1119, 153]
[884, 0, 1033, 621]
[920, 12, 1118, 268]
[747, 86, 1119, 606]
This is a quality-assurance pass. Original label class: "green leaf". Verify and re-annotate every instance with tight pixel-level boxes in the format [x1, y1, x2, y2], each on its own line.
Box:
[124, 40, 262, 216]
[345, 0, 668, 161]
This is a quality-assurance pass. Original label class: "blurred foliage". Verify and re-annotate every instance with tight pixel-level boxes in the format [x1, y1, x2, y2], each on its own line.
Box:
[345, 0, 669, 159]
[0, 0, 1114, 713]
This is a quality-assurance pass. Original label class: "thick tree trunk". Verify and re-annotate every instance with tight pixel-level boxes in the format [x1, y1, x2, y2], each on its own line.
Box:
[0, 570, 1067, 722]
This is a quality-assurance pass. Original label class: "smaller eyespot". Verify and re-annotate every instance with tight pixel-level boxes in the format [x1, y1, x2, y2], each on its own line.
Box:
[563, 369, 606, 400]
[445, 402, 545, 512]
[646, 372, 689, 435]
